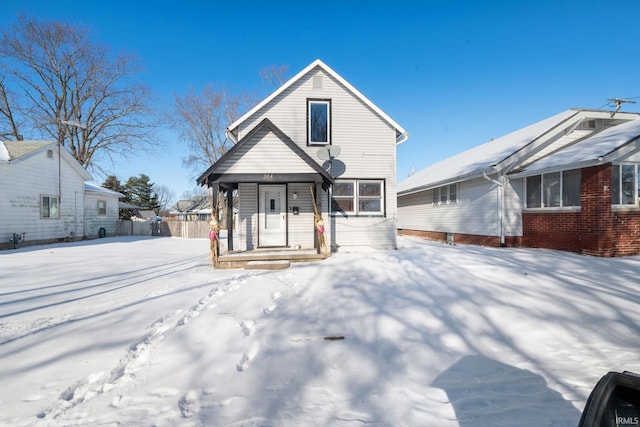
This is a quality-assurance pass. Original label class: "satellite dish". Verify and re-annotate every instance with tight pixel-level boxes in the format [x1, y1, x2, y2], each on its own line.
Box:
[316, 145, 342, 175]
[316, 145, 341, 161]
[317, 147, 330, 161]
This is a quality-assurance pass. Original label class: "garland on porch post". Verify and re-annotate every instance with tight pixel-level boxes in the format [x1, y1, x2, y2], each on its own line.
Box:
[310, 184, 328, 255]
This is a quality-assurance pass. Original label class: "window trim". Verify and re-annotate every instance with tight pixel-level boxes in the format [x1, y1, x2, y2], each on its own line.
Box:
[41, 194, 60, 219]
[307, 98, 331, 146]
[431, 183, 458, 206]
[97, 200, 107, 216]
[611, 163, 639, 207]
[525, 169, 582, 210]
[331, 179, 385, 217]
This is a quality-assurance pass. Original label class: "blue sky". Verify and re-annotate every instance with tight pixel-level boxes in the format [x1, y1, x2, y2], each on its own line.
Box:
[2, 1, 640, 201]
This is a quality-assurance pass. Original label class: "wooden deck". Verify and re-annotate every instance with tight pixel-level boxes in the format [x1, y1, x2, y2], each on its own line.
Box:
[214, 248, 329, 270]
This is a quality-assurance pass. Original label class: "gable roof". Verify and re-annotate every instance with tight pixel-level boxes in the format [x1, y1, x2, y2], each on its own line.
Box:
[1, 140, 92, 181]
[227, 59, 408, 143]
[398, 109, 640, 195]
[1, 140, 54, 161]
[197, 118, 334, 187]
[398, 110, 580, 195]
[513, 117, 640, 176]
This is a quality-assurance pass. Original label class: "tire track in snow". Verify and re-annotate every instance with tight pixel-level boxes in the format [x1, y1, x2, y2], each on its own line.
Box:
[35, 275, 249, 421]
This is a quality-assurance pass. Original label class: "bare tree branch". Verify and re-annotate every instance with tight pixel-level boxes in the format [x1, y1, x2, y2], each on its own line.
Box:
[0, 14, 157, 169]
[168, 84, 254, 175]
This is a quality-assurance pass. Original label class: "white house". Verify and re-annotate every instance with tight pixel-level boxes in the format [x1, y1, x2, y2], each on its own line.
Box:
[84, 182, 123, 237]
[397, 108, 640, 257]
[197, 59, 408, 256]
[0, 140, 122, 249]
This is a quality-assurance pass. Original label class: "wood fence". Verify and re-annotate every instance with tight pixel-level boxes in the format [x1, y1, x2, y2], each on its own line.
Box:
[117, 220, 212, 238]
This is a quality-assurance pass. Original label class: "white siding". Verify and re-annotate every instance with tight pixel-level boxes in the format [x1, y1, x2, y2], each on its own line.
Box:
[237, 183, 258, 251]
[398, 177, 524, 238]
[220, 128, 318, 174]
[235, 66, 398, 250]
[84, 193, 120, 237]
[287, 183, 315, 249]
[1, 148, 87, 245]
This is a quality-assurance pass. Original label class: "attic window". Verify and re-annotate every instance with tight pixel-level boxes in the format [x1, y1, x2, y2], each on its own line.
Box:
[47, 149, 53, 158]
[588, 120, 597, 129]
[307, 99, 331, 145]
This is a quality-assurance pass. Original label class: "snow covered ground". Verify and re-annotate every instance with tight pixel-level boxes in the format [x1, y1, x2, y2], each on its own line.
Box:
[1, 236, 639, 426]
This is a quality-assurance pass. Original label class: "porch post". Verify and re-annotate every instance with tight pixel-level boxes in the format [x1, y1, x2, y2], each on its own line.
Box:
[226, 187, 234, 251]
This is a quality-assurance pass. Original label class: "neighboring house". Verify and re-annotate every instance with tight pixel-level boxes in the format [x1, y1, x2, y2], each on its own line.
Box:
[197, 59, 408, 253]
[169, 196, 212, 221]
[397, 108, 640, 257]
[0, 140, 122, 249]
[84, 182, 124, 237]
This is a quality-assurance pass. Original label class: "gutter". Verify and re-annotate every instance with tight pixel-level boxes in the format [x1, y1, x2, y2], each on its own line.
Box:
[396, 131, 409, 145]
[225, 128, 238, 144]
[482, 168, 506, 247]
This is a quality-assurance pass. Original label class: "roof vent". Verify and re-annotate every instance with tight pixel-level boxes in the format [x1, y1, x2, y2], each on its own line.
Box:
[313, 75, 323, 89]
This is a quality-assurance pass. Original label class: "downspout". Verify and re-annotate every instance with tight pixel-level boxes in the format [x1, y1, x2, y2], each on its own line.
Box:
[483, 168, 506, 247]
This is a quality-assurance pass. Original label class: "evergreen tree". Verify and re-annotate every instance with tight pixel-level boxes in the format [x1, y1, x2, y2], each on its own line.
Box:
[102, 175, 126, 196]
[124, 174, 160, 211]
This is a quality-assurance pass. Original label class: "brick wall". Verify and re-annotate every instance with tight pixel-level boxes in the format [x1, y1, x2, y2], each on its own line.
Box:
[523, 164, 640, 257]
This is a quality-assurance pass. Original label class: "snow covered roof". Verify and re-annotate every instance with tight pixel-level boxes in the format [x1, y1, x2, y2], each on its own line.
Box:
[84, 182, 124, 198]
[398, 110, 579, 195]
[227, 59, 407, 142]
[1, 140, 55, 161]
[515, 117, 640, 176]
[1, 140, 92, 181]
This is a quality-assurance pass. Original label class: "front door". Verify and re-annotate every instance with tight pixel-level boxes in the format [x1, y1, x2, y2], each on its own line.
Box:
[259, 185, 287, 247]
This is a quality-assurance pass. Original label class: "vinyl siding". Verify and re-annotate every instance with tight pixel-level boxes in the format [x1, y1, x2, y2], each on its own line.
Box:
[220, 127, 318, 175]
[237, 183, 258, 251]
[235, 66, 398, 250]
[1, 148, 87, 245]
[84, 193, 120, 237]
[398, 177, 523, 237]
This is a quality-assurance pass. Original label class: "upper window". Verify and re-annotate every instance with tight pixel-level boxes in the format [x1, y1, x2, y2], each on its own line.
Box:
[612, 164, 639, 206]
[308, 99, 331, 145]
[97, 200, 107, 216]
[331, 180, 384, 216]
[526, 169, 581, 208]
[41, 195, 59, 219]
[432, 184, 458, 205]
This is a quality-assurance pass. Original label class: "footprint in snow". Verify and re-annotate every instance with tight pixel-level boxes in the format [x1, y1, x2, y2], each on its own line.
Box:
[179, 390, 200, 418]
[236, 342, 260, 372]
[239, 320, 256, 336]
[263, 292, 281, 314]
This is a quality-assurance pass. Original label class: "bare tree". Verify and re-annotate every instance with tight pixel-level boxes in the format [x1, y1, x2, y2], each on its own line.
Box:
[259, 64, 289, 88]
[0, 14, 156, 168]
[154, 184, 175, 215]
[0, 76, 22, 140]
[169, 84, 253, 174]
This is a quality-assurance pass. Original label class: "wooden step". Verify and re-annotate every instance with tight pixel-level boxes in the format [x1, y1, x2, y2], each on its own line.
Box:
[245, 260, 290, 270]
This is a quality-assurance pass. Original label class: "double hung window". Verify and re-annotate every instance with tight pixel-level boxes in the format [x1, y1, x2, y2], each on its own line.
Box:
[41, 195, 59, 219]
[432, 184, 458, 205]
[332, 180, 384, 216]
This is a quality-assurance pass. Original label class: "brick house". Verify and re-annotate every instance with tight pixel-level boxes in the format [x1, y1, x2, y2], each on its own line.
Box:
[397, 109, 640, 257]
